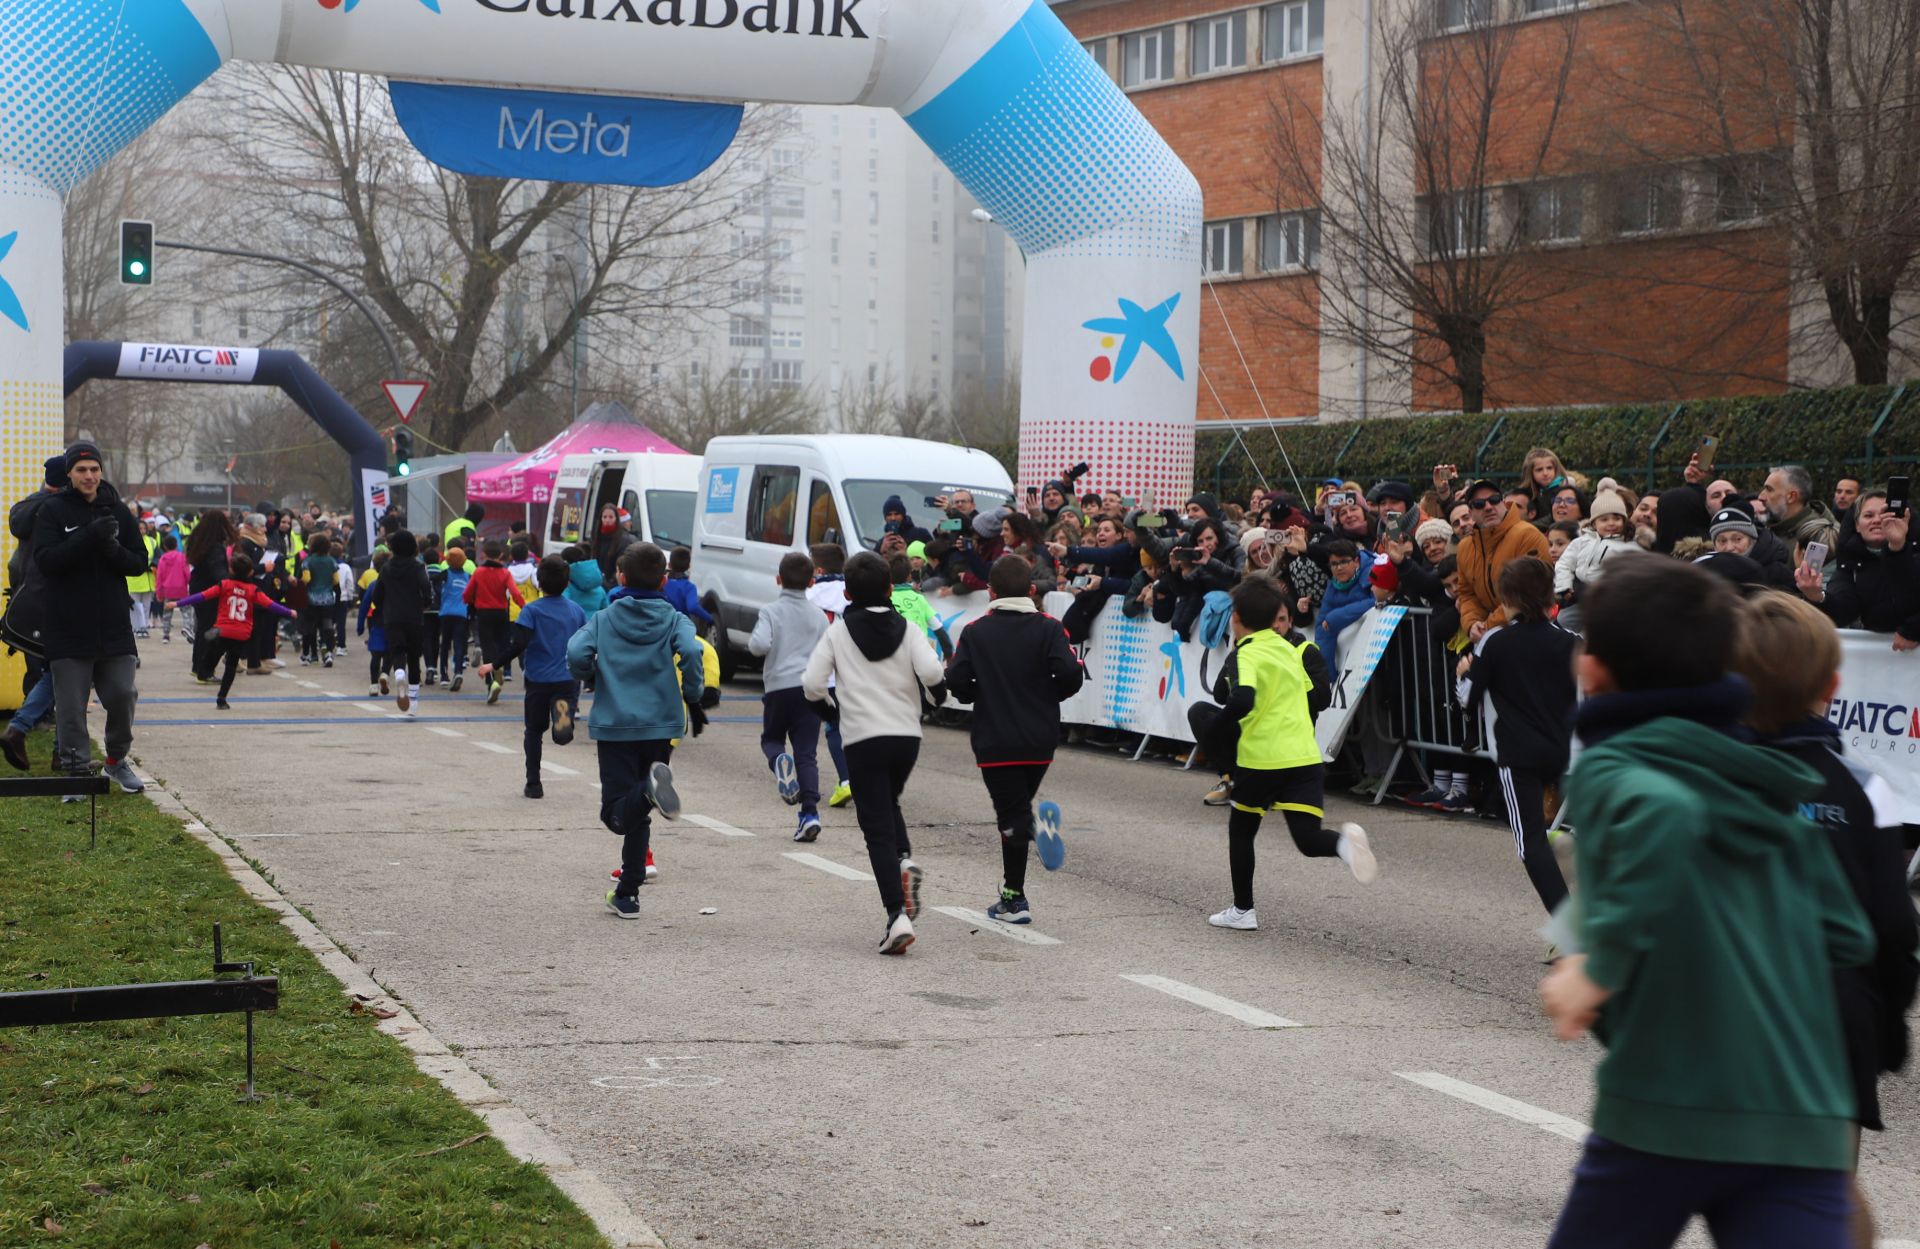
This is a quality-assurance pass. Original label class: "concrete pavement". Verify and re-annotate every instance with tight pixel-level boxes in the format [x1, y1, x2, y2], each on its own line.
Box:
[121, 643, 1920, 1248]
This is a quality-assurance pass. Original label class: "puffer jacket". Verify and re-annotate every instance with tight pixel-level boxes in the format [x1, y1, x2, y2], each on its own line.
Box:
[1554, 531, 1645, 600]
[1455, 506, 1549, 634]
[30, 482, 148, 660]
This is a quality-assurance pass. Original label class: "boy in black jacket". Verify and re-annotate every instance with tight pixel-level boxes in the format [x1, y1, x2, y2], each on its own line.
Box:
[1733, 591, 1918, 1244]
[365, 529, 435, 715]
[945, 554, 1085, 924]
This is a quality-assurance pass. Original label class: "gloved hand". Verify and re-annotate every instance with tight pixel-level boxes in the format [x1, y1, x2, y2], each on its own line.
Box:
[684, 700, 708, 738]
[87, 515, 118, 546]
[698, 686, 721, 710]
[810, 694, 840, 726]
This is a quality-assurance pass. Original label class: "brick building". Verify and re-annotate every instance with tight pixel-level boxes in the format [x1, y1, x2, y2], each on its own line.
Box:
[1048, 0, 1918, 424]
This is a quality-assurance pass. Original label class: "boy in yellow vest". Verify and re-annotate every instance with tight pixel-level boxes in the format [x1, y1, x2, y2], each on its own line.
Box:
[1208, 577, 1378, 931]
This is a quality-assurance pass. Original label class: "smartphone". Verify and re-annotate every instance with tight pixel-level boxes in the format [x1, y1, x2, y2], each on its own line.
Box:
[1136, 513, 1166, 530]
[1397, 507, 1421, 540]
[1887, 475, 1910, 518]
[1698, 434, 1719, 476]
[1803, 541, 1830, 580]
[1026, 485, 1039, 501]
[938, 518, 964, 533]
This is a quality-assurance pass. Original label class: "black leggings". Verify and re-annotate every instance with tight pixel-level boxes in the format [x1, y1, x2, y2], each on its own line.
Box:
[844, 735, 919, 918]
[211, 637, 248, 702]
[522, 679, 579, 782]
[383, 621, 424, 685]
[1227, 763, 1339, 910]
[981, 762, 1048, 895]
[1500, 765, 1569, 915]
[300, 607, 334, 660]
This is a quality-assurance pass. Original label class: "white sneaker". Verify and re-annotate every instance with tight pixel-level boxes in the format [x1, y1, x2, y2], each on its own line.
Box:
[879, 912, 915, 955]
[1208, 905, 1258, 930]
[368, 683, 380, 697]
[268, 658, 286, 668]
[1337, 823, 1378, 884]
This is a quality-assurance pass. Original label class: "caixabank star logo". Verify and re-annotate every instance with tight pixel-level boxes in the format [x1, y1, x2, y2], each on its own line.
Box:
[1082, 293, 1184, 384]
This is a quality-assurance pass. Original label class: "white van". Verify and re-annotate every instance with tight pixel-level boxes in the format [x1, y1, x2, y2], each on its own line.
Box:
[542, 451, 702, 557]
[693, 434, 1014, 665]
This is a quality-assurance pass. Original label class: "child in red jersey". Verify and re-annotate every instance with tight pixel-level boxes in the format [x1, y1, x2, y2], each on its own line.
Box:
[168, 551, 296, 710]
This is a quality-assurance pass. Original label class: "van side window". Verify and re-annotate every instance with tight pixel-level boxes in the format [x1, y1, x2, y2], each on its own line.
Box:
[748, 466, 800, 546]
[806, 478, 843, 547]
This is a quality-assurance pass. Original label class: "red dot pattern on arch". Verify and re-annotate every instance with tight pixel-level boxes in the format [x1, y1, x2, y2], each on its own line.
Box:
[1019, 419, 1194, 504]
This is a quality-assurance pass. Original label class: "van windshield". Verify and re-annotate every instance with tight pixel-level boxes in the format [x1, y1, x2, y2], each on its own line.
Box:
[646, 489, 696, 550]
[842, 479, 1013, 549]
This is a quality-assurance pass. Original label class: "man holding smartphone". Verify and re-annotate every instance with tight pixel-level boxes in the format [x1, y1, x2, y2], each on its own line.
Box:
[1761, 464, 1842, 583]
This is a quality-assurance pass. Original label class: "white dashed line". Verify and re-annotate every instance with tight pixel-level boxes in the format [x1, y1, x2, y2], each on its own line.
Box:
[931, 906, 1062, 945]
[296, 680, 321, 689]
[781, 852, 873, 882]
[427, 727, 465, 738]
[1119, 975, 1301, 1029]
[684, 814, 754, 837]
[473, 741, 517, 756]
[323, 691, 346, 699]
[540, 761, 580, 776]
[1394, 1072, 1589, 1142]
[352, 702, 387, 714]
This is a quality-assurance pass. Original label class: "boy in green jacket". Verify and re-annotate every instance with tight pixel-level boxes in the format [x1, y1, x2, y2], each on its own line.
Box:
[1541, 558, 1875, 1249]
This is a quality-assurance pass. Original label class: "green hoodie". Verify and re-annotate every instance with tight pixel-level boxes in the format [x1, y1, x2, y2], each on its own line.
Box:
[1569, 717, 1874, 1170]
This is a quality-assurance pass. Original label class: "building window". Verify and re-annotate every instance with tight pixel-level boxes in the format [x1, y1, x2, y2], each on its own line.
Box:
[867, 249, 878, 270]
[868, 191, 880, 225]
[1424, 191, 1490, 255]
[832, 275, 842, 308]
[1191, 12, 1247, 75]
[1438, 0, 1491, 31]
[1713, 154, 1782, 224]
[1203, 219, 1245, 277]
[867, 322, 879, 351]
[1258, 211, 1320, 270]
[771, 328, 804, 350]
[831, 190, 842, 224]
[868, 154, 878, 181]
[1262, 0, 1323, 61]
[729, 315, 766, 348]
[191, 306, 204, 339]
[868, 278, 879, 310]
[649, 362, 662, 381]
[931, 214, 941, 244]
[732, 363, 765, 388]
[769, 360, 804, 388]
[830, 321, 842, 351]
[237, 309, 251, 340]
[689, 361, 703, 380]
[1525, 0, 1582, 11]
[1614, 168, 1683, 234]
[1081, 37, 1111, 78]
[1122, 26, 1176, 88]
[830, 233, 841, 265]
[1518, 180, 1583, 242]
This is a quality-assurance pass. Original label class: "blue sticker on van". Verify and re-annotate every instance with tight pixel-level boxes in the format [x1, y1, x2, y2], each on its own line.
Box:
[706, 467, 740, 514]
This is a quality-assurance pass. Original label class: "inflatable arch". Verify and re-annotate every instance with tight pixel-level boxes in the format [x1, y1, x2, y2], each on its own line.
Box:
[0, 0, 1202, 545]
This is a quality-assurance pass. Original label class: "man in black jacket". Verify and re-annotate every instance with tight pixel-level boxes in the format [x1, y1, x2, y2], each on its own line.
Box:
[30, 443, 148, 791]
[944, 554, 1085, 926]
[2, 455, 69, 769]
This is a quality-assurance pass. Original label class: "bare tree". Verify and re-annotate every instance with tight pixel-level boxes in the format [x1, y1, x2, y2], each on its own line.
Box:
[949, 374, 1021, 448]
[187, 66, 774, 453]
[1626, 0, 1920, 385]
[1261, 0, 1585, 413]
[641, 367, 822, 451]
[832, 366, 902, 435]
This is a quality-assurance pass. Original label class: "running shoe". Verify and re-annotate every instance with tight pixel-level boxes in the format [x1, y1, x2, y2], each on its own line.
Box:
[395, 670, 411, 714]
[1349, 775, 1383, 797]
[828, 781, 853, 808]
[551, 696, 575, 746]
[216, 700, 232, 711]
[368, 683, 381, 697]
[322, 654, 333, 668]
[486, 676, 502, 705]
[102, 761, 144, 794]
[379, 673, 390, 695]
[268, 658, 286, 668]
[986, 890, 1031, 925]
[450, 673, 463, 693]
[793, 810, 821, 842]
[647, 762, 681, 821]
[878, 912, 914, 955]
[1207, 905, 1258, 930]
[1337, 822, 1378, 884]
[1035, 801, 1065, 871]
[610, 849, 658, 882]
[900, 857, 923, 920]
[524, 780, 543, 799]
[195, 676, 215, 685]
[1403, 785, 1445, 808]
[605, 890, 639, 920]
[1, 728, 28, 771]
[773, 752, 799, 805]
[424, 669, 438, 686]
[1437, 792, 1474, 815]
[1203, 776, 1233, 806]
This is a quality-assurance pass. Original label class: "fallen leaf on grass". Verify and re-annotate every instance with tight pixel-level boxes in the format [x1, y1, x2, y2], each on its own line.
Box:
[81, 1184, 109, 1197]
[27, 971, 46, 980]
[407, 1133, 486, 1159]
[42, 1217, 62, 1234]
[131, 1083, 154, 1096]
[368, 1006, 400, 1020]
[182, 1193, 201, 1204]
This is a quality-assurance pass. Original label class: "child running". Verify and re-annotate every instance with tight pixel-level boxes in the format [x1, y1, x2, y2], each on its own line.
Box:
[1540, 558, 1874, 1249]
[749, 551, 830, 842]
[802, 550, 948, 955]
[356, 548, 389, 695]
[663, 546, 714, 629]
[466, 538, 525, 703]
[153, 533, 189, 644]
[168, 551, 296, 709]
[944, 554, 1084, 925]
[365, 531, 434, 715]
[566, 543, 706, 919]
[299, 535, 339, 668]
[806, 542, 855, 809]
[437, 546, 471, 691]
[1208, 577, 1377, 932]
[477, 555, 588, 800]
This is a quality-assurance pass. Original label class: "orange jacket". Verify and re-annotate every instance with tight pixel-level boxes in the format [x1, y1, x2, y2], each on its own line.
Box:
[1455, 505, 1549, 633]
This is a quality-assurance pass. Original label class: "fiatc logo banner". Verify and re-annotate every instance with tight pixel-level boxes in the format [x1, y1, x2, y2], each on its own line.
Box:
[1829, 632, 1920, 822]
[117, 343, 259, 383]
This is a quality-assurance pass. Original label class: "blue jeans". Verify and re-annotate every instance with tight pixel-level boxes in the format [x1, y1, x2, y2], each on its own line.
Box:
[8, 671, 52, 736]
[1548, 1135, 1850, 1249]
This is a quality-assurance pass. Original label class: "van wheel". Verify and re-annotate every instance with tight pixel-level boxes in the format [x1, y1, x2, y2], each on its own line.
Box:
[704, 593, 739, 683]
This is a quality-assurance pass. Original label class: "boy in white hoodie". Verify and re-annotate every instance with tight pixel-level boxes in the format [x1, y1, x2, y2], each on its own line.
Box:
[803, 550, 948, 955]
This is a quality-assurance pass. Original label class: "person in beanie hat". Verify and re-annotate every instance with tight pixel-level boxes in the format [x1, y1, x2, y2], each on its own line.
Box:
[1553, 491, 1647, 633]
[29, 442, 149, 793]
[1, 455, 76, 770]
[1368, 558, 1402, 604]
[1709, 505, 1759, 554]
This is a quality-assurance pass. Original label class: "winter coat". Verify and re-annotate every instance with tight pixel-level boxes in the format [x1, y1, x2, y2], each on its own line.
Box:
[30, 483, 148, 661]
[153, 549, 191, 601]
[593, 525, 637, 588]
[1312, 549, 1378, 669]
[565, 591, 704, 741]
[564, 558, 608, 616]
[1454, 506, 1549, 635]
[944, 599, 1084, 765]
[1818, 532, 1920, 641]
[1771, 501, 1843, 571]
[1553, 531, 1645, 600]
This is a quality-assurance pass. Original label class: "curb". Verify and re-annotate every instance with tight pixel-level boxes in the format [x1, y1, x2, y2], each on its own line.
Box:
[135, 766, 666, 1249]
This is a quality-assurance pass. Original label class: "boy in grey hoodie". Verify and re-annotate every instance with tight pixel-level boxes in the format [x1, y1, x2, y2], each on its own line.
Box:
[566, 543, 706, 919]
[749, 551, 829, 842]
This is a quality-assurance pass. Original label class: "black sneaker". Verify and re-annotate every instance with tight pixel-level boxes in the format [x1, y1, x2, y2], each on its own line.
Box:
[647, 762, 681, 821]
[450, 673, 463, 693]
[216, 699, 232, 711]
[524, 780, 544, 799]
[986, 890, 1031, 925]
[551, 696, 575, 746]
[605, 889, 639, 920]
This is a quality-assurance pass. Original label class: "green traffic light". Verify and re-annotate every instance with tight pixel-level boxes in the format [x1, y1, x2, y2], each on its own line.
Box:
[127, 260, 146, 278]
[397, 462, 411, 477]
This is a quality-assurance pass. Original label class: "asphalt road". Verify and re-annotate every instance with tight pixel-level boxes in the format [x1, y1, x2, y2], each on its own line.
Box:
[122, 643, 1920, 1249]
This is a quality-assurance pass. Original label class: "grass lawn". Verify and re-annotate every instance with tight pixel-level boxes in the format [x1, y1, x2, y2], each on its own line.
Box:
[0, 729, 609, 1248]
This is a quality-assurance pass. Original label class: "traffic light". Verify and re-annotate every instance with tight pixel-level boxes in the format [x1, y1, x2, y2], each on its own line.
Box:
[393, 426, 414, 477]
[119, 220, 154, 286]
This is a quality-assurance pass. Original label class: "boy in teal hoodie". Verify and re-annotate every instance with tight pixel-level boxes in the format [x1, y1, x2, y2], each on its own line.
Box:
[565, 542, 705, 919]
[1540, 558, 1874, 1249]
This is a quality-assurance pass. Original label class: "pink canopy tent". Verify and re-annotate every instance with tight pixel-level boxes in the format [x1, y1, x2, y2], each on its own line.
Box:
[465, 401, 687, 506]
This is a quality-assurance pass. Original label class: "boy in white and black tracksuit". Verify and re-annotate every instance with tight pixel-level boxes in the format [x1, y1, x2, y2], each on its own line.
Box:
[803, 550, 948, 955]
[945, 554, 1085, 924]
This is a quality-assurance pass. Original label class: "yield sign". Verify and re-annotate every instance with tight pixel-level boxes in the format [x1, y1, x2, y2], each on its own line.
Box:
[382, 379, 428, 424]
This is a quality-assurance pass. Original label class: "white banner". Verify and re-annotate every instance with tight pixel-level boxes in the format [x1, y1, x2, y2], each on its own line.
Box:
[1313, 606, 1408, 763]
[360, 467, 392, 551]
[1830, 631, 1920, 824]
[116, 342, 259, 383]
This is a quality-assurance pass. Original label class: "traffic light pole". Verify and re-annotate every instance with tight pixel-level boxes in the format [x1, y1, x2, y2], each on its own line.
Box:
[155, 239, 404, 380]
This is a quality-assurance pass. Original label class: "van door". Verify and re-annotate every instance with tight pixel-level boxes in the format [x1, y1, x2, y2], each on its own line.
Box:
[746, 464, 802, 550]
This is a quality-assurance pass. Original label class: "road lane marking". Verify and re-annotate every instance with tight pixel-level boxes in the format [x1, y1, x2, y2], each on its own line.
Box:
[352, 702, 387, 714]
[1394, 1072, 1588, 1141]
[245, 833, 303, 838]
[781, 852, 873, 881]
[540, 761, 580, 776]
[323, 691, 346, 698]
[297, 680, 322, 689]
[427, 727, 465, 738]
[473, 741, 516, 755]
[932, 906, 1062, 945]
[685, 814, 754, 837]
[1118, 975, 1301, 1028]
